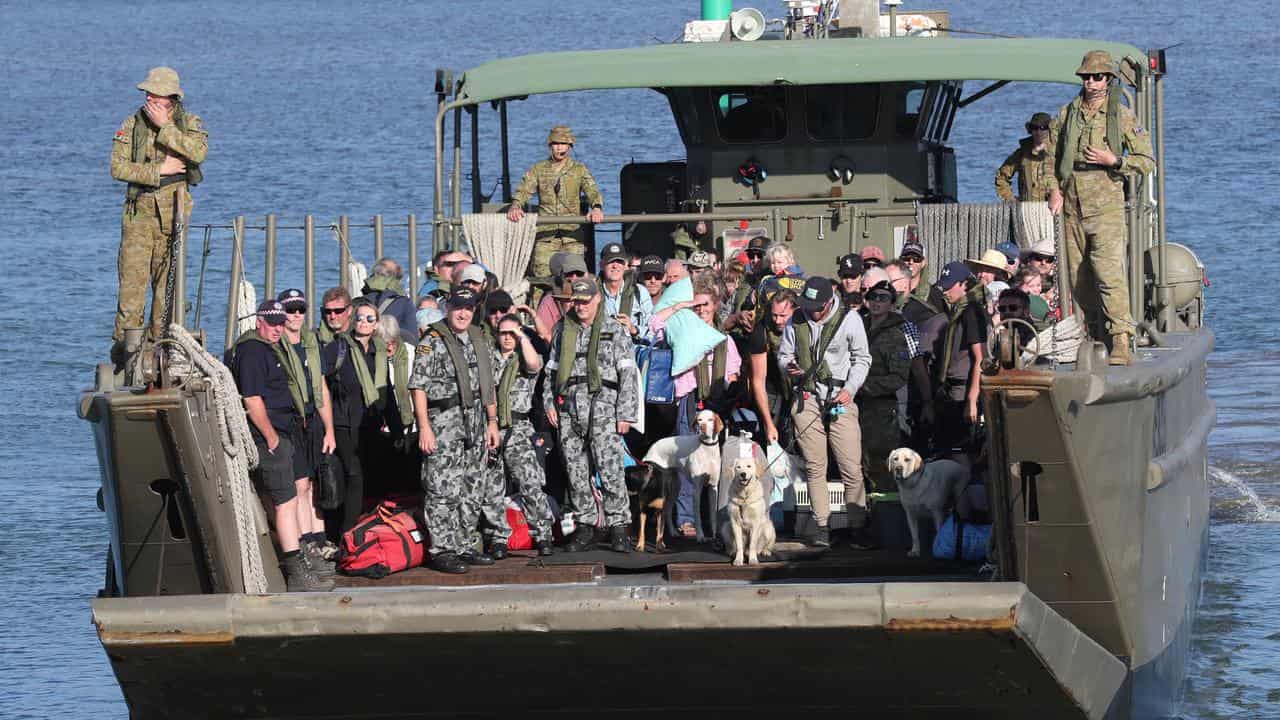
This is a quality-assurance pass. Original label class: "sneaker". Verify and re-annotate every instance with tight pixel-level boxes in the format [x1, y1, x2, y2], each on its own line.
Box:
[849, 527, 878, 551]
[486, 542, 509, 561]
[430, 552, 469, 574]
[805, 525, 830, 548]
[608, 525, 631, 553]
[535, 540, 554, 557]
[281, 553, 334, 592]
[303, 542, 336, 578]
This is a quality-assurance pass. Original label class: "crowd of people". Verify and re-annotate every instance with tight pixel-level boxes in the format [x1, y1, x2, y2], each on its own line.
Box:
[229, 233, 1061, 590]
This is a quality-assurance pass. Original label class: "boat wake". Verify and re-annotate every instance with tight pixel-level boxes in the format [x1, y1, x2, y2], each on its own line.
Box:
[1208, 465, 1280, 523]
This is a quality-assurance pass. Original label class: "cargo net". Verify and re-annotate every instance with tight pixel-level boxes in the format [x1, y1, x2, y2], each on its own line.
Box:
[917, 202, 1080, 365]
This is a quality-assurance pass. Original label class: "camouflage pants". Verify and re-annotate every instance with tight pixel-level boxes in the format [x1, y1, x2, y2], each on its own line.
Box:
[421, 405, 487, 557]
[1063, 200, 1133, 337]
[858, 396, 902, 494]
[115, 184, 192, 342]
[487, 420, 553, 542]
[558, 391, 631, 528]
[477, 440, 512, 546]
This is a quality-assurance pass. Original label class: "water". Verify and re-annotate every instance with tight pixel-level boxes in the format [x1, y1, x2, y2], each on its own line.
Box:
[1, 1, 1276, 717]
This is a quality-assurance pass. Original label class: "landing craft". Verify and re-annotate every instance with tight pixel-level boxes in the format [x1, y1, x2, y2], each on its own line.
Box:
[83, 2, 1212, 717]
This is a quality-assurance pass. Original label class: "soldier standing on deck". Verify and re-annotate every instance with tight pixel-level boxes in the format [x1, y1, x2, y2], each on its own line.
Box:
[543, 278, 639, 553]
[994, 112, 1057, 203]
[506, 125, 605, 302]
[110, 67, 208, 348]
[1048, 50, 1155, 365]
[410, 289, 501, 575]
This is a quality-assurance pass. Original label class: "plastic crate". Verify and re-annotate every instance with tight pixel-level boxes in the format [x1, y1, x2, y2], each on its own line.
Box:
[793, 481, 848, 509]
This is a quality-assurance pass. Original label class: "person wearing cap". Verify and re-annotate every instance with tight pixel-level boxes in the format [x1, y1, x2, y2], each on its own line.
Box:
[994, 112, 1057, 204]
[1021, 238, 1058, 300]
[426, 249, 472, 295]
[535, 252, 589, 341]
[743, 235, 771, 281]
[995, 242, 1022, 276]
[930, 262, 989, 449]
[409, 288, 501, 574]
[277, 289, 338, 574]
[836, 253, 864, 307]
[598, 242, 653, 342]
[543, 277, 639, 553]
[507, 125, 605, 292]
[229, 301, 332, 592]
[777, 276, 873, 549]
[897, 240, 944, 313]
[1049, 50, 1155, 365]
[111, 66, 208, 346]
[361, 257, 418, 345]
[856, 273, 912, 500]
[747, 288, 798, 445]
[860, 246, 886, 271]
[686, 250, 716, 281]
[637, 255, 667, 305]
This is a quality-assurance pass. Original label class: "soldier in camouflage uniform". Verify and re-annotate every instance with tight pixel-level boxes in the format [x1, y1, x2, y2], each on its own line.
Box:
[542, 278, 639, 553]
[1049, 50, 1155, 365]
[507, 125, 605, 300]
[410, 288, 501, 574]
[485, 314, 555, 557]
[110, 67, 208, 345]
[994, 112, 1056, 203]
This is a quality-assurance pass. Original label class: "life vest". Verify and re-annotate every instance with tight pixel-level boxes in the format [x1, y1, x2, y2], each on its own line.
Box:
[427, 321, 496, 410]
[793, 304, 851, 393]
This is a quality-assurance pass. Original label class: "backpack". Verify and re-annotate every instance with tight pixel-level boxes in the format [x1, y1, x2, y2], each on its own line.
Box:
[338, 498, 427, 578]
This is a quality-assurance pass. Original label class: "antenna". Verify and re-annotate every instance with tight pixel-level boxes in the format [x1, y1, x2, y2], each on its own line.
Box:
[729, 8, 766, 41]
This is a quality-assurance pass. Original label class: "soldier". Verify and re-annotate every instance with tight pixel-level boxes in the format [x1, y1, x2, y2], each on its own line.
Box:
[543, 278, 640, 553]
[110, 66, 208, 348]
[410, 288, 501, 574]
[488, 314, 556, 557]
[994, 112, 1057, 203]
[1049, 50, 1155, 365]
[507, 125, 605, 299]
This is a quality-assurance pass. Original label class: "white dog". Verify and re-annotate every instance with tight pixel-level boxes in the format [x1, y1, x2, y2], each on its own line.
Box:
[721, 456, 776, 565]
[886, 448, 970, 558]
[641, 409, 723, 542]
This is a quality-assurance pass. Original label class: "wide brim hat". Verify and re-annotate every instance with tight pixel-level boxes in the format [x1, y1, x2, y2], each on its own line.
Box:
[546, 125, 576, 145]
[137, 66, 184, 99]
[965, 249, 1011, 278]
[1076, 50, 1116, 77]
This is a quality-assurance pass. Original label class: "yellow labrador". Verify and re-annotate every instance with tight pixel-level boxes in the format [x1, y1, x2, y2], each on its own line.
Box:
[721, 456, 776, 565]
[886, 448, 970, 557]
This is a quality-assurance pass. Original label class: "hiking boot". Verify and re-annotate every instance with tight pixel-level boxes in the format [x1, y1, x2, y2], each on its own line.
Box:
[430, 552, 469, 574]
[1109, 333, 1133, 366]
[805, 525, 830, 548]
[459, 551, 495, 566]
[849, 526, 878, 551]
[281, 553, 334, 592]
[536, 540, 554, 557]
[303, 541, 336, 578]
[562, 526, 598, 553]
[318, 540, 339, 561]
[608, 525, 631, 553]
[486, 542, 509, 561]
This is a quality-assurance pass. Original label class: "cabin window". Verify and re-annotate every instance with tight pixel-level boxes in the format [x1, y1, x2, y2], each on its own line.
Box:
[804, 84, 880, 140]
[896, 82, 932, 137]
[713, 87, 787, 143]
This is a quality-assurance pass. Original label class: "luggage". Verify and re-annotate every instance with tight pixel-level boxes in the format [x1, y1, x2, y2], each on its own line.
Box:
[932, 515, 991, 563]
[638, 343, 676, 404]
[506, 505, 533, 551]
[338, 498, 427, 578]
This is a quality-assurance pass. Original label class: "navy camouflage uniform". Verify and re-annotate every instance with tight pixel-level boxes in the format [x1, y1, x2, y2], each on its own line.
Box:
[542, 317, 639, 528]
[487, 352, 553, 543]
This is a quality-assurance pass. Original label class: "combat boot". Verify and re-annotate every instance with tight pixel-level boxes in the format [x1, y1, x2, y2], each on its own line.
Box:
[1109, 333, 1133, 366]
[430, 552, 469, 574]
[486, 542, 509, 561]
[608, 525, 631, 553]
[562, 525, 598, 553]
[280, 552, 335, 592]
[535, 540, 555, 557]
[303, 541, 336, 578]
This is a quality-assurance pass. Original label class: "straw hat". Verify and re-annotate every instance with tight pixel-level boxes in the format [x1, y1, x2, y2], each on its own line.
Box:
[965, 249, 1011, 280]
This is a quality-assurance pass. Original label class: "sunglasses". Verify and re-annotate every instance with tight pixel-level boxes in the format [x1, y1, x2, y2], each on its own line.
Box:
[564, 271, 586, 279]
[745, 250, 763, 258]
[284, 306, 307, 315]
[864, 291, 893, 303]
[355, 314, 377, 323]
[997, 304, 1025, 314]
[488, 306, 511, 315]
[1029, 254, 1056, 263]
[1027, 124, 1050, 132]
[322, 306, 349, 316]
[863, 260, 882, 269]
[641, 273, 664, 282]
[901, 255, 923, 263]
[1079, 73, 1110, 82]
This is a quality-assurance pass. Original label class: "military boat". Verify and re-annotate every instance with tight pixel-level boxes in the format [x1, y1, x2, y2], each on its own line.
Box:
[83, 2, 1213, 717]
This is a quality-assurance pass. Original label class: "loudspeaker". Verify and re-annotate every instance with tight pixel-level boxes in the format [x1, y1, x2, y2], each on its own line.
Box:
[730, 8, 766, 41]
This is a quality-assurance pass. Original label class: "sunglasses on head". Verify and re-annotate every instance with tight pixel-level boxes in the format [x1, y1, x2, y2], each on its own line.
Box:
[1079, 72, 1109, 82]
[322, 306, 348, 316]
[285, 306, 306, 314]
[997, 304, 1024, 314]
[356, 314, 377, 323]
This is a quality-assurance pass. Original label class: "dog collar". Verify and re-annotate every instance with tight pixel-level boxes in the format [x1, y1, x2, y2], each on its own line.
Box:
[700, 437, 719, 446]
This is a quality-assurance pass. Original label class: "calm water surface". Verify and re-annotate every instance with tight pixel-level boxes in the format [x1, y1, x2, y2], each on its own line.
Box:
[1, 1, 1276, 717]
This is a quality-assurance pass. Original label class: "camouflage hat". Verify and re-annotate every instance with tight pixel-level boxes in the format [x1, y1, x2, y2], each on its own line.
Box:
[1076, 50, 1116, 77]
[670, 226, 696, 250]
[137, 66, 184, 99]
[547, 125, 576, 145]
[1026, 112, 1053, 129]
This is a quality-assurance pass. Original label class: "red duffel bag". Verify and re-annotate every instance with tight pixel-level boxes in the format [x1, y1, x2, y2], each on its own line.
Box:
[338, 499, 427, 578]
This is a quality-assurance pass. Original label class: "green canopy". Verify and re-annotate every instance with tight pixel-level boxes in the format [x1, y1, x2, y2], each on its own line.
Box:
[458, 37, 1146, 104]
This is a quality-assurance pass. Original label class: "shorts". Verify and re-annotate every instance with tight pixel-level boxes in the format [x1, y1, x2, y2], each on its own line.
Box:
[255, 434, 297, 504]
[290, 414, 323, 481]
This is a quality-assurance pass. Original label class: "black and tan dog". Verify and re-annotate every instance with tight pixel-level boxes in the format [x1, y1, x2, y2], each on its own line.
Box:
[625, 463, 679, 553]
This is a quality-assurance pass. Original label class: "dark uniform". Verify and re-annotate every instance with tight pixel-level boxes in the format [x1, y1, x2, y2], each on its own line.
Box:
[857, 311, 912, 492]
[230, 332, 298, 505]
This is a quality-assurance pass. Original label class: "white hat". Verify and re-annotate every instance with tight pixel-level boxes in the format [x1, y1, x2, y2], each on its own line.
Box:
[1021, 239, 1056, 258]
[457, 263, 487, 285]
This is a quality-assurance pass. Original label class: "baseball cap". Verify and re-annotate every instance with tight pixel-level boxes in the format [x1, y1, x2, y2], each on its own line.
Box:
[836, 253, 861, 278]
[796, 276, 834, 313]
[860, 246, 886, 264]
[995, 242, 1021, 264]
[276, 288, 306, 309]
[448, 288, 479, 308]
[557, 277, 599, 301]
[936, 261, 974, 291]
[687, 250, 714, 269]
[900, 241, 925, 260]
[638, 255, 664, 277]
[746, 235, 770, 252]
[485, 289, 514, 313]
[256, 300, 287, 326]
[457, 264, 487, 285]
[559, 253, 589, 278]
[600, 242, 627, 265]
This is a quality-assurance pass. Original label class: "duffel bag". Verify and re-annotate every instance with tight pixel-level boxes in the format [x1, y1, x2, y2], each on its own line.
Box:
[338, 499, 427, 578]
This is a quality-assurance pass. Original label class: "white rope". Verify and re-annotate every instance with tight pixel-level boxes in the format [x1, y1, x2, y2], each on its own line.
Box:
[234, 278, 257, 340]
[1015, 201, 1055, 250]
[346, 260, 368, 297]
[167, 324, 270, 594]
[463, 213, 539, 304]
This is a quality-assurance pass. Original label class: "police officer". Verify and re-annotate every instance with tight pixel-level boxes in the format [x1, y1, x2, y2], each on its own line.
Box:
[777, 277, 873, 549]
[230, 301, 332, 592]
[507, 125, 605, 296]
[994, 112, 1057, 203]
[543, 278, 640, 553]
[110, 67, 208, 347]
[410, 288, 501, 574]
[1049, 50, 1155, 365]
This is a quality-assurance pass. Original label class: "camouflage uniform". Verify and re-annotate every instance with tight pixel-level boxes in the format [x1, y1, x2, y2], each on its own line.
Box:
[511, 156, 604, 280]
[409, 328, 490, 557]
[856, 312, 912, 493]
[994, 137, 1055, 202]
[542, 316, 639, 528]
[110, 104, 208, 341]
[1051, 58, 1155, 340]
[487, 352, 553, 543]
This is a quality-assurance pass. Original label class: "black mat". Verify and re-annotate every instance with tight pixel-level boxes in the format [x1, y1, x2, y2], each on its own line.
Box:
[536, 540, 827, 569]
